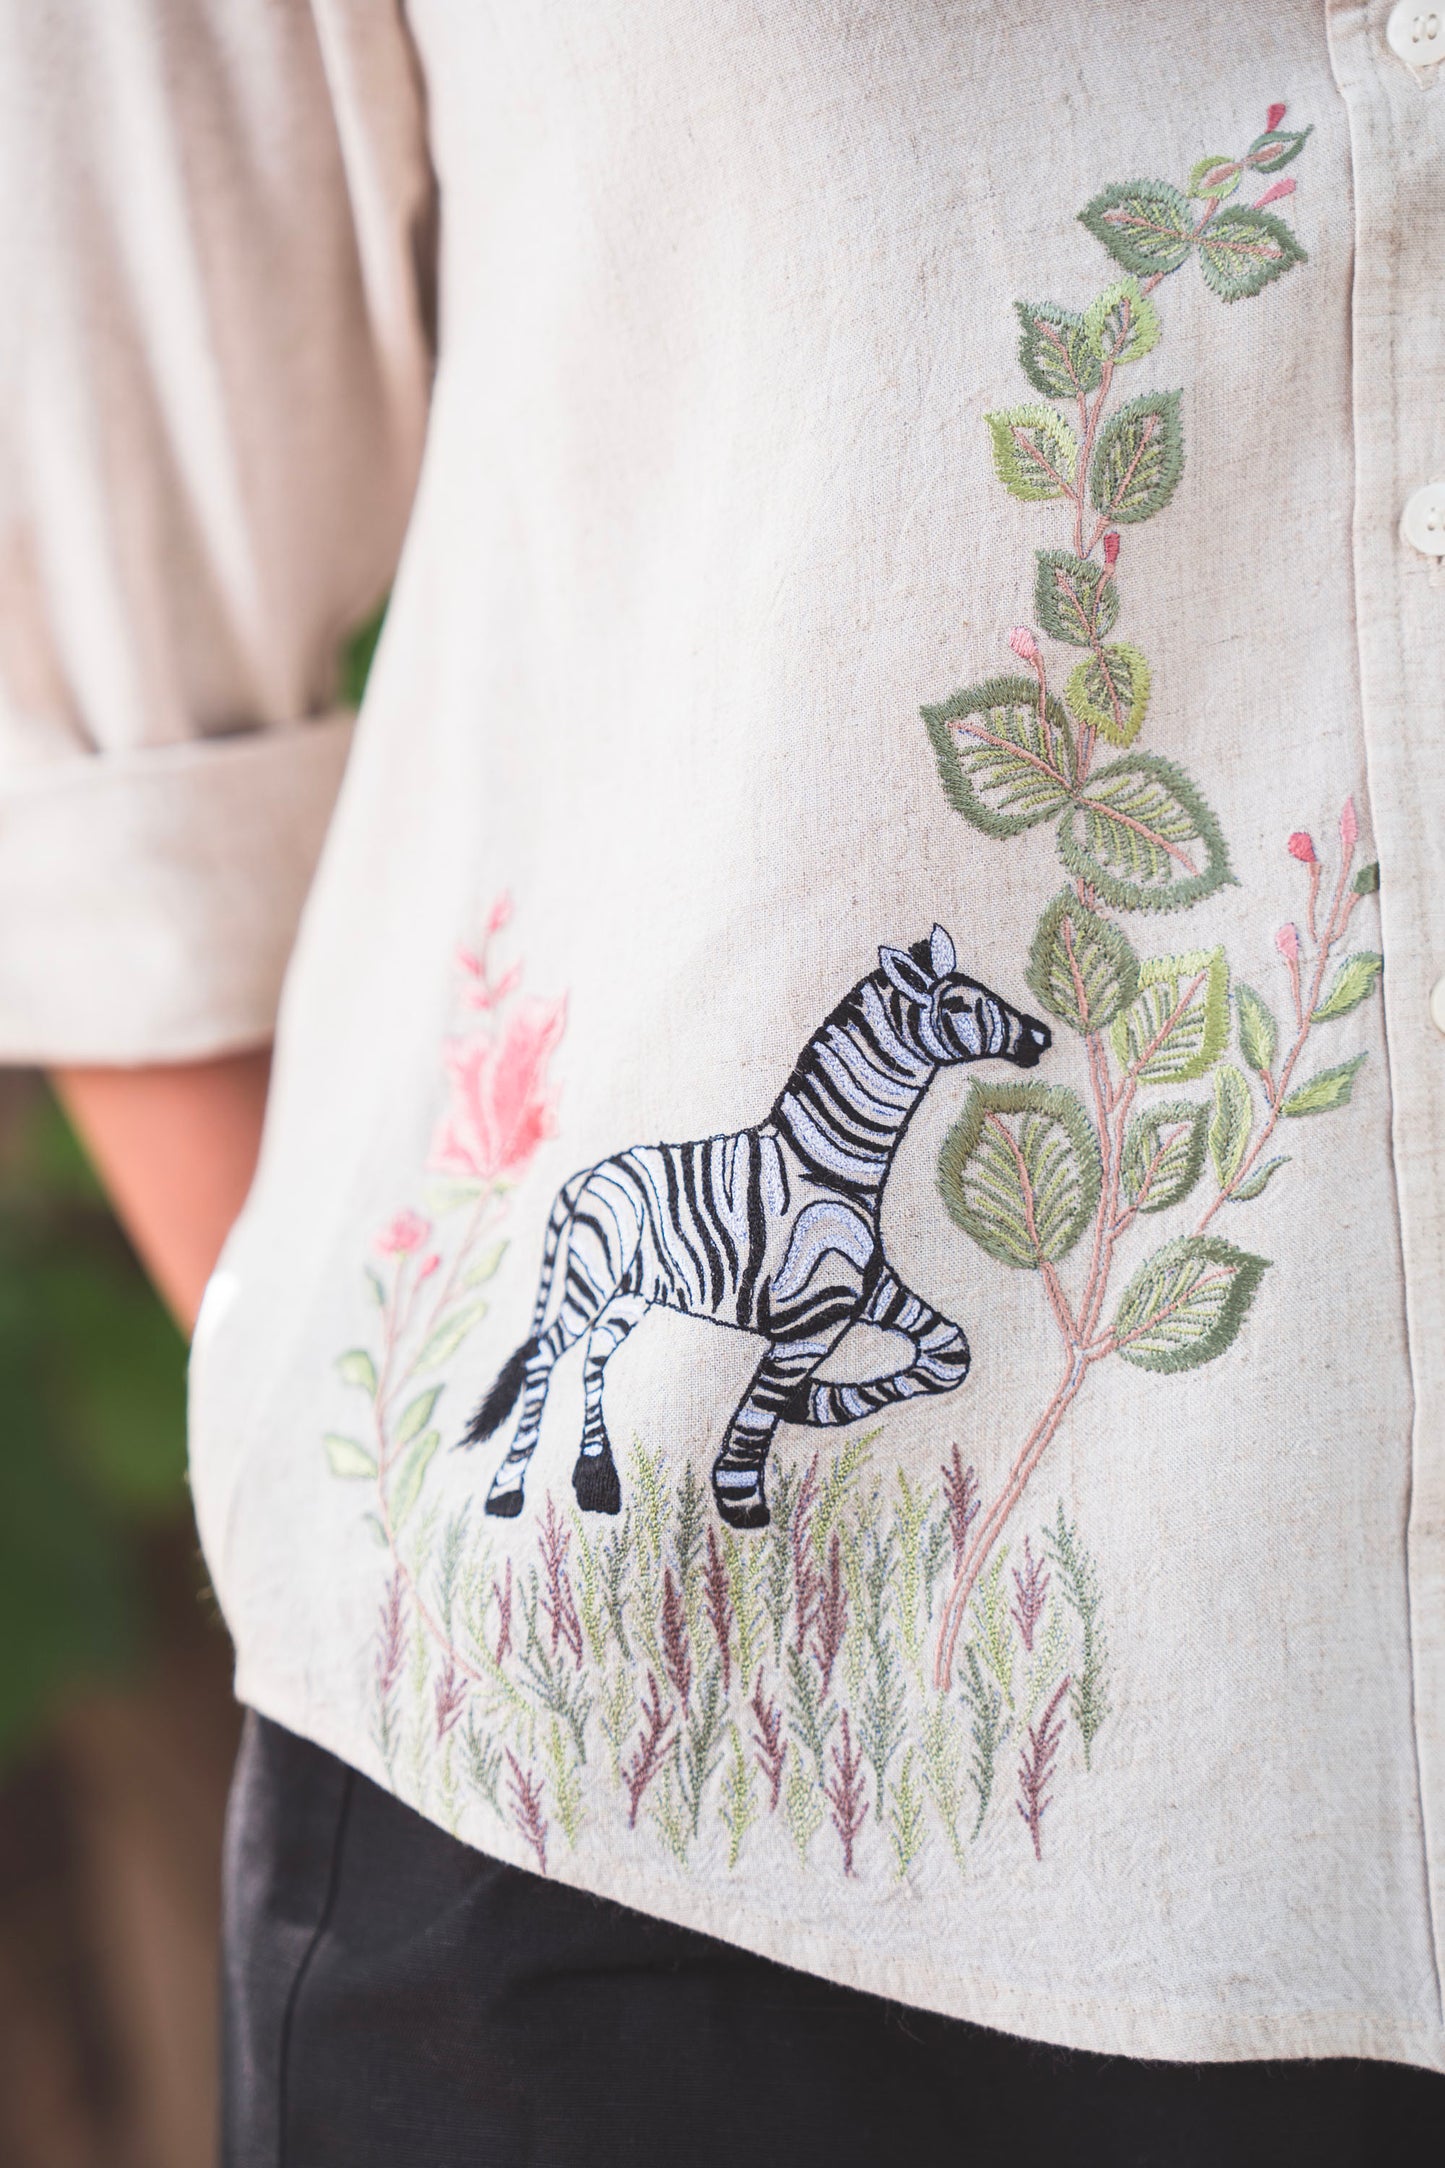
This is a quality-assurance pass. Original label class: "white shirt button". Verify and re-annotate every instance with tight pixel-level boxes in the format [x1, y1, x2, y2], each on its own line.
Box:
[1402, 484, 1445, 557]
[1387, 5, 1445, 68]
[1431, 976, 1445, 1037]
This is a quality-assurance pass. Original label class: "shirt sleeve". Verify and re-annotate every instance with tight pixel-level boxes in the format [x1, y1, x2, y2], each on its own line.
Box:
[0, 0, 435, 1064]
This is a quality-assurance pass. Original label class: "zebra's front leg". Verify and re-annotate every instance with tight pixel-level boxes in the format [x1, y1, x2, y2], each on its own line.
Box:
[572, 1292, 648, 1515]
[711, 1336, 834, 1530]
[780, 1271, 971, 1427]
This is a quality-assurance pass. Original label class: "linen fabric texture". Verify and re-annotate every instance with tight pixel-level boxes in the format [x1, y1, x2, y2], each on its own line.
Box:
[2, 0, 1443, 2073]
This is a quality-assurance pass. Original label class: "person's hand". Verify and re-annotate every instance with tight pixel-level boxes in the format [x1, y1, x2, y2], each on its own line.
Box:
[51, 1050, 272, 1336]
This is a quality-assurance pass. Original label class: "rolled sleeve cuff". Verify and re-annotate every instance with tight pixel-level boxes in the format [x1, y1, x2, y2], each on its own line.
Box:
[0, 713, 354, 1065]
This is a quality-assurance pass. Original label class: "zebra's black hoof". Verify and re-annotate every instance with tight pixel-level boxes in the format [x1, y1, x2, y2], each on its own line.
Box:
[485, 1487, 525, 1518]
[712, 1464, 771, 1530]
[572, 1450, 621, 1515]
[715, 1493, 771, 1531]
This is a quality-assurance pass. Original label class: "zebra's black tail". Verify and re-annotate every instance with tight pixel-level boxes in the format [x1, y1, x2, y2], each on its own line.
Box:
[459, 1338, 538, 1448]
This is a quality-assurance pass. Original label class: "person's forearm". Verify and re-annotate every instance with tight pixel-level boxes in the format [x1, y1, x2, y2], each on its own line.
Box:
[51, 1050, 272, 1335]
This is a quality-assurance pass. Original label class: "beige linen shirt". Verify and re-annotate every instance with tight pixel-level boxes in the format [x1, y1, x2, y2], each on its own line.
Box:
[2, 0, 1443, 2072]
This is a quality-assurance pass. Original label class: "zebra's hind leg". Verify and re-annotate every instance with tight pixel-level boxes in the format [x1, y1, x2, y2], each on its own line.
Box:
[484, 1314, 584, 1517]
[711, 1337, 833, 1530]
[778, 1273, 971, 1427]
[573, 1292, 648, 1515]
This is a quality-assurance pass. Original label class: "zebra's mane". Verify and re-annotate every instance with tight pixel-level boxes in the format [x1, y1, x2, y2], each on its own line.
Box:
[767, 966, 936, 1197]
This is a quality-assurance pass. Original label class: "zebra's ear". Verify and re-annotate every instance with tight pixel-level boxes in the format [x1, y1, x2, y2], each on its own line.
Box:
[929, 925, 957, 978]
[879, 944, 934, 1004]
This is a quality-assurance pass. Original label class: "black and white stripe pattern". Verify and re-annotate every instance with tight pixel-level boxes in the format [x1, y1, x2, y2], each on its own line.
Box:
[464, 925, 1050, 1529]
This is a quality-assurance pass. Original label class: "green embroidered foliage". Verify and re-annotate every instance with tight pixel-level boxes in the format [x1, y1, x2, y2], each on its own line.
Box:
[1353, 861, 1380, 896]
[391, 1429, 441, 1528]
[1120, 1100, 1207, 1215]
[1112, 1236, 1269, 1373]
[1065, 643, 1151, 747]
[1279, 1053, 1367, 1118]
[1082, 277, 1161, 367]
[1235, 983, 1279, 1075]
[1034, 551, 1120, 648]
[1079, 179, 1195, 278]
[1058, 754, 1233, 913]
[1187, 154, 1241, 203]
[986, 405, 1079, 501]
[938, 1081, 1101, 1271]
[922, 680, 1076, 839]
[1208, 1063, 1254, 1189]
[1230, 1154, 1289, 1202]
[395, 1385, 442, 1447]
[1312, 952, 1383, 1023]
[1027, 891, 1139, 1035]
[325, 1433, 378, 1479]
[1247, 125, 1313, 173]
[1110, 947, 1230, 1084]
[1015, 302, 1102, 399]
[1197, 208, 1306, 302]
[337, 1348, 379, 1395]
[1089, 391, 1184, 525]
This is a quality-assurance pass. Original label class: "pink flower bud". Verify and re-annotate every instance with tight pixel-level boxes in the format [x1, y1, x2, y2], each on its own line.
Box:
[1008, 625, 1042, 667]
[487, 892, 514, 935]
[1102, 531, 1121, 567]
[1287, 831, 1317, 864]
[376, 1208, 431, 1257]
[1340, 796, 1359, 854]
[417, 1252, 442, 1282]
[1275, 923, 1300, 965]
[1254, 179, 1295, 209]
[1266, 102, 1287, 132]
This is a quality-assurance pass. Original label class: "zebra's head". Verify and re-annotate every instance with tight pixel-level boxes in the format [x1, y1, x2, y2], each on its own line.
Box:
[878, 926, 1051, 1069]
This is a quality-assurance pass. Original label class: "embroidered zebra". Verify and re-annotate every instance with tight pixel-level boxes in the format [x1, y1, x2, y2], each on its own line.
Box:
[463, 927, 1050, 1529]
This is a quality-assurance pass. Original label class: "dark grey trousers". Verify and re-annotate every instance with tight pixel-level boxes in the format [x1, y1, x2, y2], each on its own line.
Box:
[221, 1714, 1443, 2167]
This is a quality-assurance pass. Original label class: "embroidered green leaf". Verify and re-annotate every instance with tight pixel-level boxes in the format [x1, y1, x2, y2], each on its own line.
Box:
[1230, 1154, 1290, 1203]
[1311, 952, 1383, 1023]
[1057, 753, 1233, 913]
[1088, 391, 1184, 526]
[1209, 1063, 1254, 1190]
[1027, 891, 1140, 1035]
[1187, 154, 1241, 202]
[1015, 302, 1102, 399]
[364, 1268, 387, 1308]
[1034, 551, 1120, 648]
[1246, 125, 1313, 174]
[938, 1081, 1101, 1270]
[464, 1240, 509, 1288]
[361, 1513, 389, 1547]
[324, 1433, 378, 1479]
[395, 1384, 443, 1447]
[424, 1177, 486, 1215]
[1353, 861, 1380, 896]
[1235, 983, 1279, 1076]
[1064, 643, 1151, 747]
[1078, 179, 1195, 278]
[413, 1300, 490, 1374]
[390, 1430, 441, 1529]
[1110, 947, 1230, 1084]
[1196, 208, 1306, 302]
[1279, 1053, 1368, 1118]
[986, 405, 1079, 502]
[922, 678, 1077, 839]
[1082, 277, 1161, 367]
[1120, 1100, 1207, 1215]
[336, 1348, 379, 1395]
[1112, 1236, 1269, 1373]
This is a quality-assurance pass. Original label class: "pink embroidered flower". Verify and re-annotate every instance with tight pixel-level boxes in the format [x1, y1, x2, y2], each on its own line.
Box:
[1255, 178, 1295, 209]
[376, 1208, 431, 1257]
[1287, 832, 1317, 864]
[1340, 796, 1359, 855]
[429, 997, 567, 1183]
[1008, 625, 1042, 667]
[1266, 102, 1287, 132]
[1275, 923, 1300, 964]
[416, 1252, 442, 1283]
[1102, 531, 1121, 568]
